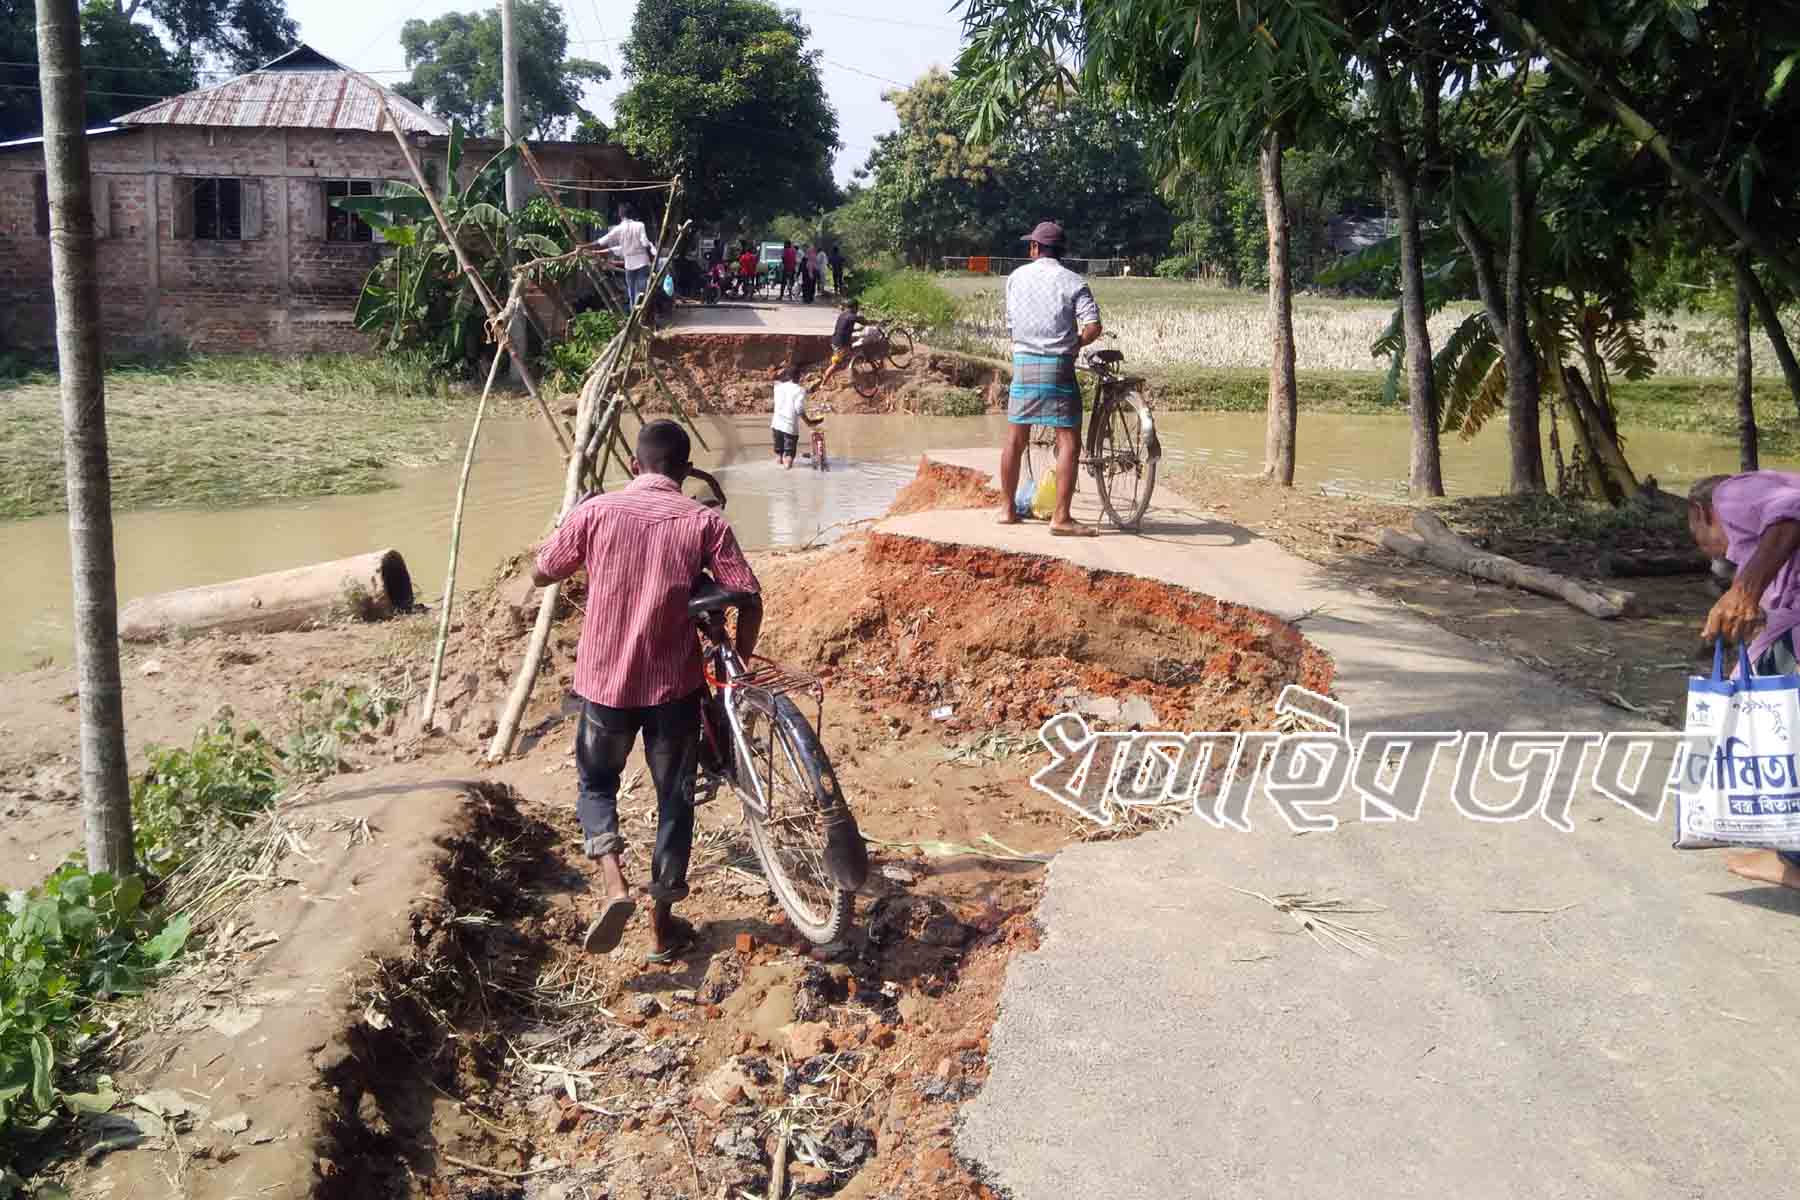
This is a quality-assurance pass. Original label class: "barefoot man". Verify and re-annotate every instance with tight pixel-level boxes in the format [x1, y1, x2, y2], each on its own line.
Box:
[997, 221, 1103, 536]
[1688, 470, 1800, 888]
[533, 420, 763, 962]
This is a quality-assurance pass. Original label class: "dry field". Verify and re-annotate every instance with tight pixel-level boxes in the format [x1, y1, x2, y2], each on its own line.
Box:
[941, 275, 1776, 378]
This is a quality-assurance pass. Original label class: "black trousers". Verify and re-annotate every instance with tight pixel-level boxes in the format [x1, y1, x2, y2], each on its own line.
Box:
[576, 691, 702, 903]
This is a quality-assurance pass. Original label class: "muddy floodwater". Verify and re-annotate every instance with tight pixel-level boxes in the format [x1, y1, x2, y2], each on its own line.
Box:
[0, 410, 1747, 673]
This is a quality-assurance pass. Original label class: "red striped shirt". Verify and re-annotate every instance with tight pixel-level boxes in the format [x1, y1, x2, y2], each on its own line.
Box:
[535, 474, 761, 708]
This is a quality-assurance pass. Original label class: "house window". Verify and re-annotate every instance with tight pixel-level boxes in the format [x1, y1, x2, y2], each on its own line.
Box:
[32, 173, 48, 236]
[324, 179, 376, 243]
[191, 178, 243, 240]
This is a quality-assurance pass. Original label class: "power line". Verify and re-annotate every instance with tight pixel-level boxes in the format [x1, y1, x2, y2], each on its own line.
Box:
[792, 4, 963, 31]
[820, 58, 909, 89]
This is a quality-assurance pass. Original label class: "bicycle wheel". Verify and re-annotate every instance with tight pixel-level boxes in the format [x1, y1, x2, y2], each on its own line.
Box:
[1090, 388, 1160, 529]
[850, 354, 881, 399]
[886, 327, 915, 369]
[734, 691, 854, 945]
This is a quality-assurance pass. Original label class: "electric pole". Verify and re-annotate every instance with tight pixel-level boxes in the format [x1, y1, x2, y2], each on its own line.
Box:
[500, 0, 526, 382]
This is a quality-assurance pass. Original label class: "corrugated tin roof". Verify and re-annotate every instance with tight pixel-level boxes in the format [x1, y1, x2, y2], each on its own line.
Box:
[114, 43, 449, 135]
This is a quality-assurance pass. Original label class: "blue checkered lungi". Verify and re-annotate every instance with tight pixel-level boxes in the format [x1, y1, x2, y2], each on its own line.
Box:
[1008, 352, 1081, 429]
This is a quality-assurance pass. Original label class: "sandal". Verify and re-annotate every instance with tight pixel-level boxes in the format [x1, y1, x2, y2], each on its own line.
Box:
[582, 896, 636, 955]
[646, 917, 698, 965]
[1050, 522, 1100, 538]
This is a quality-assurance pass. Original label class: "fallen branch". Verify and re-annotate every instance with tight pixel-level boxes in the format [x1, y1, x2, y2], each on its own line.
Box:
[442, 1154, 562, 1181]
[1381, 512, 1635, 620]
[862, 834, 1052, 864]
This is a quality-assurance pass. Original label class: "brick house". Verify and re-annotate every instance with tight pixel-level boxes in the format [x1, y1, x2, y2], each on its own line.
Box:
[0, 45, 651, 354]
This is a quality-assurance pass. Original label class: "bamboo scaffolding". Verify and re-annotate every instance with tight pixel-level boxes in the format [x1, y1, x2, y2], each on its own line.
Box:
[517, 140, 630, 319]
[373, 93, 572, 456]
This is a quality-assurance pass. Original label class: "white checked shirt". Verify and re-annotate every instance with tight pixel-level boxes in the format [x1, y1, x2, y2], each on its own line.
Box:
[597, 218, 658, 270]
[1005, 256, 1101, 357]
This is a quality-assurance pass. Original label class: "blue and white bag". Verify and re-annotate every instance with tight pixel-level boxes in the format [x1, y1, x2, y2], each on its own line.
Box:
[1674, 641, 1800, 849]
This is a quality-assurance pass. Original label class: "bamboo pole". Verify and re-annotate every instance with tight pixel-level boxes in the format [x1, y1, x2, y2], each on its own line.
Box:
[486, 387, 616, 763]
[517, 141, 647, 319]
[419, 284, 516, 731]
[373, 92, 572, 456]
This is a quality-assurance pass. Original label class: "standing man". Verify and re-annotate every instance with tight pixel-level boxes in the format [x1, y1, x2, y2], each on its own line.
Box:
[829, 244, 846, 295]
[998, 221, 1103, 536]
[737, 243, 759, 298]
[596, 203, 658, 310]
[780, 241, 798, 300]
[1687, 471, 1800, 890]
[770, 365, 822, 469]
[532, 420, 763, 962]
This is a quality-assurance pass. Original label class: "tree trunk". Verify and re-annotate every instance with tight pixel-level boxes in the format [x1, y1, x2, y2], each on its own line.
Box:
[1735, 258, 1800, 418]
[1734, 257, 1760, 471]
[1370, 51, 1441, 497]
[38, 0, 133, 876]
[1260, 129, 1297, 487]
[1502, 139, 1544, 493]
[1389, 165, 1443, 497]
[1561, 365, 1638, 501]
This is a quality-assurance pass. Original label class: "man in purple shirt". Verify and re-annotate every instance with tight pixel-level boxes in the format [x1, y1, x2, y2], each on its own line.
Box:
[1688, 471, 1800, 888]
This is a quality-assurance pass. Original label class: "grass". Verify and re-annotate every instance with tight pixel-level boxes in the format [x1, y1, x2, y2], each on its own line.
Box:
[0, 352, 465, 521]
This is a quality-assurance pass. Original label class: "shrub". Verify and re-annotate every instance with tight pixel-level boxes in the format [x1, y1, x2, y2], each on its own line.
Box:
[0, 867, 189, 1144]
[130, 714, 280, 874]
[854, 270, 959, 329]
[545, 309, 623, 392]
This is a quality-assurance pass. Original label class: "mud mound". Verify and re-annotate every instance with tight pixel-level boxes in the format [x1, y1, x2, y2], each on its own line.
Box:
[761, 532, 1331, 732]
[886, 458, 1005, 517]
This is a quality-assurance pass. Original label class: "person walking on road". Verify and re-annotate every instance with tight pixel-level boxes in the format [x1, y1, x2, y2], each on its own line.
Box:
[1688, 470, 1800, 890]
[829, 244, 846, 295]
[800, 244, 819, 304]
[532, 420, 763, 963]
[997, 221, 1104, 536]
[595, 203, 658, 310]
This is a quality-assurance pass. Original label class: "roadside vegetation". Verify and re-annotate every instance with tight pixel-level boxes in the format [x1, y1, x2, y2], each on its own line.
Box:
[0, 684, 397, 1177]
[0, 353, 462, 522]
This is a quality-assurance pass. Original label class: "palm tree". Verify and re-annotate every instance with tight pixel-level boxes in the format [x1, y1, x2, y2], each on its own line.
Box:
[37, 0, 134, 873]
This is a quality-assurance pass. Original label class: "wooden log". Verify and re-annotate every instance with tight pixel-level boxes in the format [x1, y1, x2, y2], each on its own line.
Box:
[1383, 512, 1636, 619]
[1595, 550, 1712, 578]
[119, 550, 414, 642]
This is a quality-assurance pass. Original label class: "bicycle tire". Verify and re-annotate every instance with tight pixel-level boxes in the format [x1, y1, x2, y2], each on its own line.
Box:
[734, 690, 855, 946]
[850, 354, 881, 399]
[1090, 388, 1159, 529]
[886, 327, 915, 369]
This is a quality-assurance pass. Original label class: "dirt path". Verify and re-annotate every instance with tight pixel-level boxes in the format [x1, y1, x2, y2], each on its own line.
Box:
[18, 460, 1329, 1199]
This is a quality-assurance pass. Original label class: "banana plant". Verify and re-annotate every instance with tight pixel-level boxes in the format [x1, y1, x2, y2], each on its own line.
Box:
[331, 121, 567, 371]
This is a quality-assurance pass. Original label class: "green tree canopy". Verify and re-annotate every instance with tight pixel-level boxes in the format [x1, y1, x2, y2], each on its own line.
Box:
[612, 0, 840, 224]
[1, 0, 298, 140]
[396, 0, 610, 140]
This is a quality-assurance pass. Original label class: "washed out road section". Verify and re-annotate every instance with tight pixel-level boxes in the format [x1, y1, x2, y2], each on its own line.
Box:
[886, 451, 1800, 1200]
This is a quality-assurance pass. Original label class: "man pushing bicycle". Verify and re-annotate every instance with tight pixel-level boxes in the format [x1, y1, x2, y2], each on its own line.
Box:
[533, 420, 763, 963]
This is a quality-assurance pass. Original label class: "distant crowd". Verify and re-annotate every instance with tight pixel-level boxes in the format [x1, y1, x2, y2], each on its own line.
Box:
[704, 237, 846, 304]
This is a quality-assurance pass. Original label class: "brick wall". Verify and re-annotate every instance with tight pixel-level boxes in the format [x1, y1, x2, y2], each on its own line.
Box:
[0, 125, 644, 356]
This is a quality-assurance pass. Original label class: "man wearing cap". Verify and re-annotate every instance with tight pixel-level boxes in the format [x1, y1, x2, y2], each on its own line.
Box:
[999, 221, 1104, 536]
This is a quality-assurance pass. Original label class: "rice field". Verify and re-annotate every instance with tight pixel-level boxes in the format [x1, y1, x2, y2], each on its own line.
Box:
[939, 275, 1773, 379]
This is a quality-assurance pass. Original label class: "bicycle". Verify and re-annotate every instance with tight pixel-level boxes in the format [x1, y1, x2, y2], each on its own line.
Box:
[847, 320, 916, 399]
[1020, 342, 1161, 529]
[684, 471, 868, 944]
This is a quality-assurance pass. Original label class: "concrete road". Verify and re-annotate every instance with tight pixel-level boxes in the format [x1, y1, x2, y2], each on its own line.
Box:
[883, 450, 1797, 1200]
[670, 297, 838, 336]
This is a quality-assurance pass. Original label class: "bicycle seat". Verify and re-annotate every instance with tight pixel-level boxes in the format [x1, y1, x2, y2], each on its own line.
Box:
[689, 581, 758, 619]
[1088, 348, 1125, 366]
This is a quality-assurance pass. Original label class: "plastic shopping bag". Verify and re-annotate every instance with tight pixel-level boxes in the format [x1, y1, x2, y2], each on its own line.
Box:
[1673, 641, 1800, 849]
[1031, 468, 1058, 520]
[1013, 464, 1035, 519]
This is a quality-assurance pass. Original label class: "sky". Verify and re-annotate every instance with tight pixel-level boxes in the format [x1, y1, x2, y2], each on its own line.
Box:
[278, 0, 968, 184]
